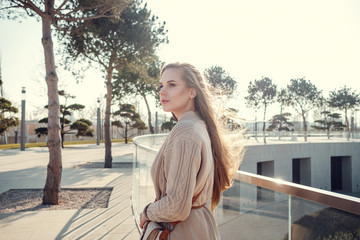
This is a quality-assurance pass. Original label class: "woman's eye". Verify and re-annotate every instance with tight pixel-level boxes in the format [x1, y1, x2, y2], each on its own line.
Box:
[169, 83, 175, 87]
[159, 85, 163, 90]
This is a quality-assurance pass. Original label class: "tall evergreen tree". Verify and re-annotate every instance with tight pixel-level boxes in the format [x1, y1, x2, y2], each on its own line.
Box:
[328, 86, 360, 139]
[1, 0, 129, 205]
[59, 1, 168, 168]
[287, 78, 323, 142]
[0, 74, 19, 142]
[311, 111, 345, 139]
[113, 57, 163, 134]
[267, 113, 293, 132]
[275, 88, 291, 139]
[0, 97, 19, 136]
[161, 116, 176, 132]
[35, 90, 92, 148]
[113, 103, 145, 143]
[245, 77, 277, 143]
[0, 55, 3, 97]
[204, 65, 237, 98]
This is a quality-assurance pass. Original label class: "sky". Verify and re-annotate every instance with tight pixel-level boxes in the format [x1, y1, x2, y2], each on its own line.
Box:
[1, 0, 360, 123]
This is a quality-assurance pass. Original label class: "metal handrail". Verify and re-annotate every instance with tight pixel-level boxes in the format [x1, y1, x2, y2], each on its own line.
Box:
[234, 170, 360, 215]
[133, 134, 168, 153]
[133, 135, 360, 216]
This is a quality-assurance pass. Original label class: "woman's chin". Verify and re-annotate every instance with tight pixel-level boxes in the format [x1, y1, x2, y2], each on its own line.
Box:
[162, 107, 171, 112]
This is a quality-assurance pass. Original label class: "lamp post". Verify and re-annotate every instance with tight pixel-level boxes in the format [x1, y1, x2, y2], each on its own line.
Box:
[155, 111, 159, 133]
[97, 98, 101, 145]
[20, 87, 26, 151]
[15, 127, 18, 144]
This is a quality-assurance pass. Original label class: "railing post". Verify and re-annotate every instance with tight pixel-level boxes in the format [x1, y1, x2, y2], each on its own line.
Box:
[20, 87, 26, 151]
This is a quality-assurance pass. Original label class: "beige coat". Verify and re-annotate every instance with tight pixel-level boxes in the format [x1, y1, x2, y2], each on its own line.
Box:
[142, 111, 221, 239]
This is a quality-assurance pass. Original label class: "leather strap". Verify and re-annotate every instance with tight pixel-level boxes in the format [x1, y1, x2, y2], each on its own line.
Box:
[151, 184, 206, 240]
[191, 203, 206, 209]
[168, 183, 207, 227]
[192, 184, 206, 205]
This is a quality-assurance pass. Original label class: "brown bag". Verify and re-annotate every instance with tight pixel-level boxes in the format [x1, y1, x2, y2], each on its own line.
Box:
[140, 221, 167, 240]
[140, 185, 206, 240]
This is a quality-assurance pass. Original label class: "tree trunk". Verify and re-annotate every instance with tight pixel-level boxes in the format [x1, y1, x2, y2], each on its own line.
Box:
[142, 94, 154, 134]
[345, 108, 350, 141]
[302, 112, 307, 142]
[42, 15, 62, 205]
[263, 106, 267, 144]
[254, 110, 258, 142]
[104, 66, 113, 168]
[125, 122, 128, 144]
[345, 109, 349, 131]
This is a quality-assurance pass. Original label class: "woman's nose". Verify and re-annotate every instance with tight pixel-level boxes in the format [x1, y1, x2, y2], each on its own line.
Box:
[159, 88, 166, 96]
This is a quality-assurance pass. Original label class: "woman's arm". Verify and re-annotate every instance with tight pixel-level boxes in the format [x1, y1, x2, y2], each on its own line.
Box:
[142, 138, 201, 222]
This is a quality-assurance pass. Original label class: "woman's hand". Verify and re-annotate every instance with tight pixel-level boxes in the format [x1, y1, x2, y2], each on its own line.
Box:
[140, 212, 147, 229]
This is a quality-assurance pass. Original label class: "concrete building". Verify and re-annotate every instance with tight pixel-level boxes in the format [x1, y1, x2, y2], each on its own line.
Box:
[240, 140, 360, 194]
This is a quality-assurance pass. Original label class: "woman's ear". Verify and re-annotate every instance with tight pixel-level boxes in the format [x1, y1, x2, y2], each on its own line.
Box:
[189, 88, 197, 99]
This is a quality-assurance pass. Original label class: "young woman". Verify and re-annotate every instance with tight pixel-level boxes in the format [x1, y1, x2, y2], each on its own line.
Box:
[140, 62, 242, 239]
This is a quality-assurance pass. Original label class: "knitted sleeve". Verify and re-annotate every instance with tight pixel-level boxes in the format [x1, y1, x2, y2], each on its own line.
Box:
[143, 137, 201, 222]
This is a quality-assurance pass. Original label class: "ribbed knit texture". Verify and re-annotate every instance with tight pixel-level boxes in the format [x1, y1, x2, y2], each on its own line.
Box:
[142, 111, 221, 240]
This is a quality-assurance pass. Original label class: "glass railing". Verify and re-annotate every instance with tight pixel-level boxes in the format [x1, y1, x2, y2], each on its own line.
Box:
[219, 171, 360, 239]
[132, 134, 167, 226]
[132, 134, 360, 239]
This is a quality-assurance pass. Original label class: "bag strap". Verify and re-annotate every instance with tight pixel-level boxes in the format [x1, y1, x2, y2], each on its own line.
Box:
[192, 183, 206, 205]
[155, 182, 206, 205]
[170, 183, 207, 226]
[158, 183, 207, 240]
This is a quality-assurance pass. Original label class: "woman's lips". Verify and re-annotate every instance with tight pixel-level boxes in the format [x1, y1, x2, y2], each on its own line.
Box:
[161, 99, 169, 104]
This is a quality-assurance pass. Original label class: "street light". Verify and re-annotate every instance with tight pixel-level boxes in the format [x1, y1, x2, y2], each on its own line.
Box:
[155, 111, 158, 133]
[97, 98, 101, 145]
[15, 127, 18, 144]
[20, 87, 26, 151]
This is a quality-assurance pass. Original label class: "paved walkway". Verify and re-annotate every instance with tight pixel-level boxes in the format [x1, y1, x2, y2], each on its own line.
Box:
[0, 143, 140, 240]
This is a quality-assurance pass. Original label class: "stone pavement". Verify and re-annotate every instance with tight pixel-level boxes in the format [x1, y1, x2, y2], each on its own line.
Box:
[0, 143, 140, 240]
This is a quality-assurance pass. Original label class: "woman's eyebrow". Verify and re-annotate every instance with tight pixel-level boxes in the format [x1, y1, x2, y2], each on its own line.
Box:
[166, 80, 176, 83]
[159, 79, 176, 85]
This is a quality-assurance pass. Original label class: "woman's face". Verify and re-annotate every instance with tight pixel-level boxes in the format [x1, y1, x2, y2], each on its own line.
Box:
[159, 68, 196, 119]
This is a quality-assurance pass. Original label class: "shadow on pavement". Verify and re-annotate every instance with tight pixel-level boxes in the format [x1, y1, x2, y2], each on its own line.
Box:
[55, 172, 138, 239]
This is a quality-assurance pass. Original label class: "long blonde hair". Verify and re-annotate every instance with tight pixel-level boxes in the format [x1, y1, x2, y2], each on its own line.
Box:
[161, 62, 243, 212]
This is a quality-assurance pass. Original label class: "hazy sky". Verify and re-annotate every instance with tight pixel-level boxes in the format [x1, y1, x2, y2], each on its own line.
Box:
[1, 0, 360, 122]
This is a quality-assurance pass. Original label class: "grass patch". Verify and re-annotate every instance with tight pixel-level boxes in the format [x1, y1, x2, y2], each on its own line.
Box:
[0, 142, 48, 150]
[0, 138, 131, 150]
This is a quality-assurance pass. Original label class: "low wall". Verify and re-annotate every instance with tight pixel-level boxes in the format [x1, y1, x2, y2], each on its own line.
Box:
[240, 140, 360, 193]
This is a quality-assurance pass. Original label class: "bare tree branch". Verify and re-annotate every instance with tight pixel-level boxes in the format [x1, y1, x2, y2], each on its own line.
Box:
[80, 51, 106, 69]
[60, 3, 106, 15]
[55, 14, 116, 22]
[0, 4, 23, 11]
[53, 0, 68, 16]
[21, 0, 43, 16]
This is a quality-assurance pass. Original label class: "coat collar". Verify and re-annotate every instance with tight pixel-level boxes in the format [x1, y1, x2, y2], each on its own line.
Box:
[178, 111, 202, 122]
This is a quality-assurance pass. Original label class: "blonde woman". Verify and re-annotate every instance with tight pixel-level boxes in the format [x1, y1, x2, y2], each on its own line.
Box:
[140, 62, 242, 239]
